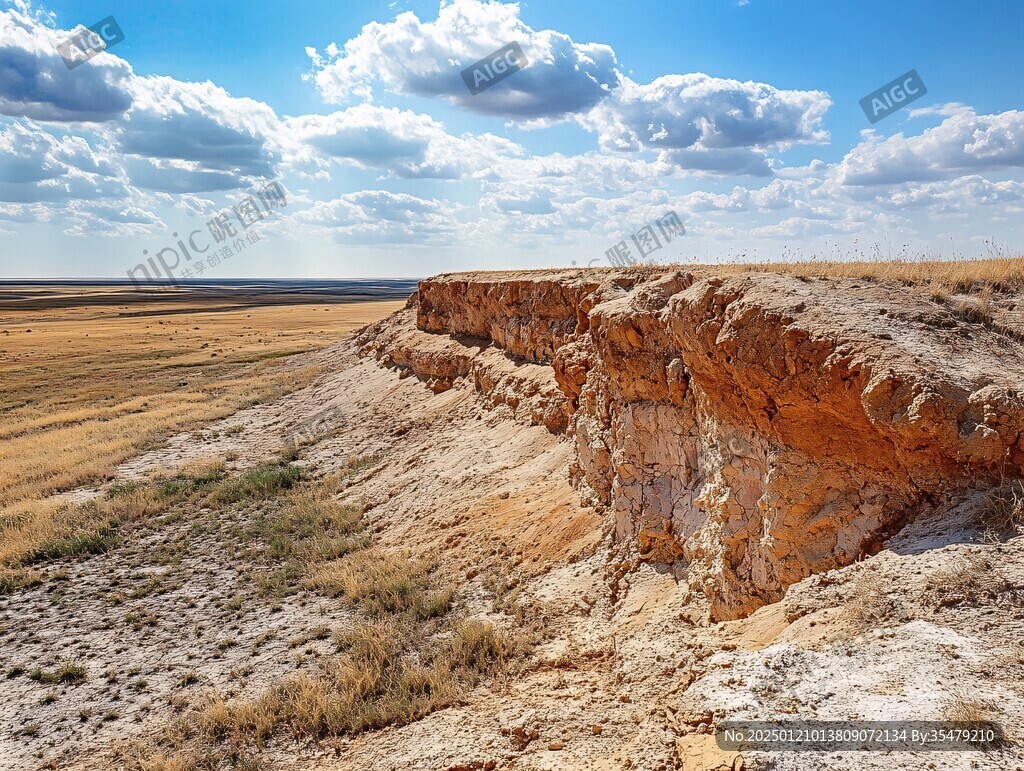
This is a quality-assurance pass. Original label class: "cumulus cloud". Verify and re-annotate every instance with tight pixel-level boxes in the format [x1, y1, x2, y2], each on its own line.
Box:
[485, 188, 555, 215]
[582, 74, 830, 174]
[662, 147, 773, 176]
[306, 2, 830, 176]
[490, 152, 671, 193]
[471, 187, 672, 246]
[119, 157, 245, 194]
[0, 200, 51, 221]
[0, 6, 133, 121]
[2, 0, 1020, 261]
[292, 190, 459, 244]
[117, 77, 281, 191]
[306, 0, 618, 119]
[835, 108, 1024, 186]
[856, 176, 1024, 212]
[284, 104, 522, 179]
[0, 120, 126, 202]
[748, 214, 866, 239]
[0, 8, 284, 197]
[62, 201, 160, 236]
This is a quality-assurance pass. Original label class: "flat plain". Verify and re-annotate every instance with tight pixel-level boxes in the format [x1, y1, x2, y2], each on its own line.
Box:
[0, 284, 405, 585]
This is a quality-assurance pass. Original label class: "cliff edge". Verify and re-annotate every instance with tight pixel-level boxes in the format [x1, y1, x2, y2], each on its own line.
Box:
[360, 267, 1024, 620]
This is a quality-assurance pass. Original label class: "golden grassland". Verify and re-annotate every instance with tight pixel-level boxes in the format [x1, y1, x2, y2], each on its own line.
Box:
[719, 254, 1024, 290]
[467, 255, 1024, 292]
[0, 295, 402, 574]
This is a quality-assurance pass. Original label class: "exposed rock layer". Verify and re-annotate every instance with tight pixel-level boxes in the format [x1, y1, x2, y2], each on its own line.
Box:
[363, 268, 1024, 620]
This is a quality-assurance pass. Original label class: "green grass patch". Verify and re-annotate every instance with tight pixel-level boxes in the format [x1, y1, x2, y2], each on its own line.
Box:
[212, 463, 301, 504]
[156, 461, 228, 499]
[244, 481, 368, 598]
[22, 523, 119, 565]
[29, 661, 88, 685]
[106, 480, 142, 499]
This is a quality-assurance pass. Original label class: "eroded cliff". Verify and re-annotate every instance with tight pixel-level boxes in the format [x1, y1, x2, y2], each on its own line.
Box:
[360, 268, 1024, 620]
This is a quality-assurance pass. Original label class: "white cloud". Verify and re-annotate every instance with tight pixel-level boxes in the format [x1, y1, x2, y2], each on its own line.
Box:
[306, 2, 830, 176]
[0, 6, 133, 122]
[117, 76, 281, 191]
[0, 200, 51, 221]
[306, 0, 618, 120]
[581, 73, 830, 173]
[472, 187, 671, 245]
[0, 8, 285, 199]
[835, 108, 1024, 186]
[662, 147, 774, 176]
[62, 201, 160, 237]
[748, 214, 866, 239]
[1, 0, 1022, 264]
[855, 176, 1024, 212]
[0, 120, 126, 202]
[284, 104, 522, 179]
[489, 152, 671, 192]
[291, 189, 459, 244]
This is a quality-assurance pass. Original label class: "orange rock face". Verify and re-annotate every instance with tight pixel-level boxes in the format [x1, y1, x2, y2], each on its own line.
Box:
[363, 268, 1024, 620]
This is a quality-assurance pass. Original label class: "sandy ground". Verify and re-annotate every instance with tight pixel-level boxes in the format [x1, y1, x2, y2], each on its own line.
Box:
[2, 327, 1023, 770]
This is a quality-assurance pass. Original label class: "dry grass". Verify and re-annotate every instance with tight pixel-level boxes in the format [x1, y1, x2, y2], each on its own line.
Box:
[101, 466, 526, 768]
[257, 480, 367, 562]
[839, 573, 905, 638]
[307, 549, 454, 620]
[715, 254, 1024, 292]
[714, 255, 1024, 333]
[0, 296, 400, 592]
[498, 253, 1024, 291]
[943, 688, 997, 724]
[941, 687, 1006, 746]
[977, 480, 1024, 541]
[113, 542, 519, 769]
[922, 552, 1012, 608]
[0, 566, 43, 593]
[113, 617, 512, 770]
[846, 580, 893, 627]
[245, 478, 370, 598]
[0, 297, 402, 512]
[0, 460, 228, 584]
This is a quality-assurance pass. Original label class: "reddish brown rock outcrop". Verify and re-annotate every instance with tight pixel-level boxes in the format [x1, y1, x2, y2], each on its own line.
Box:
[362, 268, 1024, 620]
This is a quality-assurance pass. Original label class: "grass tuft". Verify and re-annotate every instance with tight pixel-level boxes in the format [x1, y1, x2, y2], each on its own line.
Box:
[923, 552, 1012, 608]
[29, 660, 88, 685]
[307, 549, 452, 620]
[155, 460, 228, 499]
[0, 567, 44, 595]
[211, 463, 300, 504]
[977, 480, 1024, 541]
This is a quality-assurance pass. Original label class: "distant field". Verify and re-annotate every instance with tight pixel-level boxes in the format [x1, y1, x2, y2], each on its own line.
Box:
[0, 284, 407, 516]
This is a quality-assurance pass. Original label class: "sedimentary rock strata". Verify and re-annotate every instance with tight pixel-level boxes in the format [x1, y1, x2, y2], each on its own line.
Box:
[363, 268, 1024, 620]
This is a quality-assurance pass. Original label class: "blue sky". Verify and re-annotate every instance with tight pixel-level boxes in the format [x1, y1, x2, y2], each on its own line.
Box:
[1, 0, 1023, 279]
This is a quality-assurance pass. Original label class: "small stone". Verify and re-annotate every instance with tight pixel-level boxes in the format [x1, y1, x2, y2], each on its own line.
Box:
[547, 741, 564, 750]
[591, 725, 603, 735]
